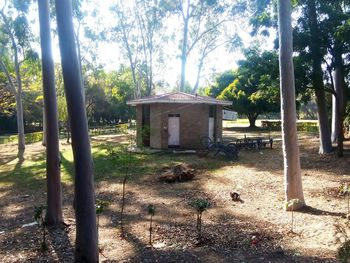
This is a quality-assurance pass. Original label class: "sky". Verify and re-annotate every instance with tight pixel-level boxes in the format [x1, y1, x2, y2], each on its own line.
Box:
[29, 0, 276, 93]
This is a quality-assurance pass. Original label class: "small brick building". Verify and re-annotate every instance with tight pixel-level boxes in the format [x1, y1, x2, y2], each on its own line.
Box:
[127, 92, 231, 149]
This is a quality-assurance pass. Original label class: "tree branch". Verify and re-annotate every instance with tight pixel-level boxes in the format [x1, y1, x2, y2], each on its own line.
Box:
[187, 19, 229, 55]
[0, 58, 17, 95]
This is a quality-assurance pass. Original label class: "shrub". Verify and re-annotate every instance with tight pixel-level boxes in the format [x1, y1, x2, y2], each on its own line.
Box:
[190, 199, 210, 241]
[147, 204, 156, 245]
[34, 205, 47, 251]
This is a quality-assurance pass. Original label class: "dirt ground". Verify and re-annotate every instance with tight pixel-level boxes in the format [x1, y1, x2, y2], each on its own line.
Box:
[1, 131, 350, 262]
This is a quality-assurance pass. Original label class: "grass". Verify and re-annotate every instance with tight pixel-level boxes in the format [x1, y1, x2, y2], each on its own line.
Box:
[0, 117, 319, 190]
[0, 139, 229, 191]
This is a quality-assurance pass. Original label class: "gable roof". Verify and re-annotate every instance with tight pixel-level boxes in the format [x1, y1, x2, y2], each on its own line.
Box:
[127, 92, 232, 106]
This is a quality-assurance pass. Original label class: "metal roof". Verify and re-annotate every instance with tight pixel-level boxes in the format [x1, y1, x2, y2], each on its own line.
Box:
[127, 92, 232, 106]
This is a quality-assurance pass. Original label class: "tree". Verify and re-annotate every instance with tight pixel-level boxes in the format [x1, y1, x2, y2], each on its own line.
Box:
[303, 0, 333, 154]
[38, 0, 63, 225]
[173, 0, 231, 92]
[54, 0, 98, 261]
[110, 0, 167, 98]
[317, 0, 350, 156]
[249, 0, 342, 154]
[216, 49, 280, 127]
[0, 0, 33, 160]
[278, 0, 305, 210]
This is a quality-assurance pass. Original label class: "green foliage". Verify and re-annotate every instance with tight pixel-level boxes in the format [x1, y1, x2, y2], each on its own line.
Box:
[147, 204, 156, 216]
[95, 199, 110, 215]
[85, 67, 135, 125]
[338, 240, 350, 263]
[205, 70, 236, 98]
[191, 199, 211, 213]
[261, 120, 318, 133]
[191, 198, 210, 240]
[99, 143, 138, 166]
[211, 48, 280, 126]
[0, 131, 43, 145]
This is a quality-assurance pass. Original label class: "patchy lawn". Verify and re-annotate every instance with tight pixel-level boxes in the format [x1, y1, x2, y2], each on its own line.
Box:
[0, 129, 350, 262]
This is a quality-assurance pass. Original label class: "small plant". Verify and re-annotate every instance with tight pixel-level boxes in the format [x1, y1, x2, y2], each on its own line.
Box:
[191, 199, 210, 241]
[286, 199, 300, 233]
[338, 240, 350, 263]
[95, 199, 110, 230]
[147, 204, 156, 246]
[342, 183, 350, 217]
[335, 222, 350, 263]
[34, 205, 47, 251]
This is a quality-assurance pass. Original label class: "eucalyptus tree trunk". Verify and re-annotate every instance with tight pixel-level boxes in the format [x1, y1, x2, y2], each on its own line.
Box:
[278, 0, 305, 210]
[15, 91, 25, 160]
[38, 0, 63, 225]
[331, 94, 338, 143]
[0, 11, 25, 160]
[180, 4, 190, 92]
[42, 108, 47, 146]
[54, 0, 98, 261]
[307, 0, 332, 154]
[333, 65, 346, 157]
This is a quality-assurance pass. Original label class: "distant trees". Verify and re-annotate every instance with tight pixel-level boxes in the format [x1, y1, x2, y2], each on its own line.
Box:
[0, 0, 36, 160]
[110, 0, 168, 97]
[248, 0, 349, 155]
[170, 0, 235, 93]
[209, 49, 280, 127]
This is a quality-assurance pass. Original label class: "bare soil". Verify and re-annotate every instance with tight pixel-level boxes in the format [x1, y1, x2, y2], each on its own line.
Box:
[1, 132, 350, 262]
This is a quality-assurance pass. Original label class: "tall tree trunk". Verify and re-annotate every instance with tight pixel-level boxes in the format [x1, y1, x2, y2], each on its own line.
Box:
[278, 0, 305, 210]
[38, 0, 63, 225]
[192, 56, 204, 94]
[13, 41, 25, 161]
[15, 92, 25, 160]
[331, 92, 338, 143]
[0, 11, 25, 160]
[54, 0, 98, 261]
[307, 0, 332, 154]
[180, 8, 190, 92]
[42, 108, 47, 146]
[334, 66, 346, 157]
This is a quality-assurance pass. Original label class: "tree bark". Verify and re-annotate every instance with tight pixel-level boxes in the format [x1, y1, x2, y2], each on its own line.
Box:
[331, 92, 338, 143]
[180, 3, 190, 92]
[15, 92, 25, 160]
[307, 0, 333, 154]
[247, 114, 257, 128]
[54, 0, 98, 261]
[42, 108, 47, 146]
[0, 11, 25, 160]
[278, 0, 305, 210]
[38, 0, 63, 226]
[334, 66, 346, 157]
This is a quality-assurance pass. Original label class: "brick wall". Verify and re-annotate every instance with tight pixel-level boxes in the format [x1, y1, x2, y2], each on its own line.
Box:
[136, 104, 143, 147]
[136, 103, 224, 149]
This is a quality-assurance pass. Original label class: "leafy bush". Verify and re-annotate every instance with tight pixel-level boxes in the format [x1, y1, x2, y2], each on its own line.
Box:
[338, 240, 350, 263]
[261, 120, 318, 133]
